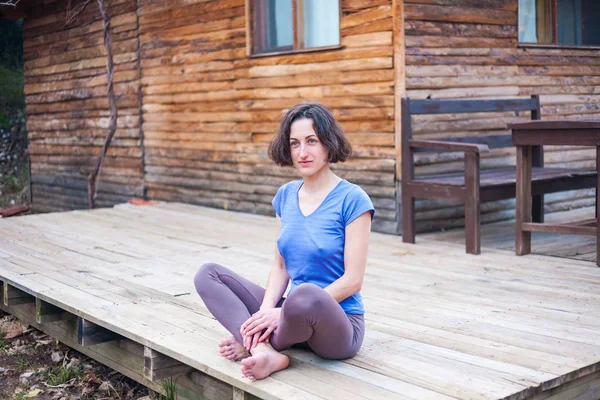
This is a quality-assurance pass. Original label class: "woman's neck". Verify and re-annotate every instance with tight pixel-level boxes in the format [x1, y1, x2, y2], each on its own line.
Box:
[301, 167, 341, 195]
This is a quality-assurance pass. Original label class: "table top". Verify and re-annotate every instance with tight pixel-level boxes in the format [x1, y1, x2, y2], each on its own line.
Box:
[509, 119, 600, 130]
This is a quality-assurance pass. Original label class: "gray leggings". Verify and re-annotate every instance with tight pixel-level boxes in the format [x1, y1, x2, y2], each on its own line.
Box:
[194, 262, 365, 360]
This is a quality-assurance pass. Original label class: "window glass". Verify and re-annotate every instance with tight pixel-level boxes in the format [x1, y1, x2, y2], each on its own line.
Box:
[254, 0, 293, 54]
[303, 0, 340, 48]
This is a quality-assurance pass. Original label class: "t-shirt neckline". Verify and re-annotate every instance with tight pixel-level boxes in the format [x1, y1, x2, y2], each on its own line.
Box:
[296, 179, 346, 218]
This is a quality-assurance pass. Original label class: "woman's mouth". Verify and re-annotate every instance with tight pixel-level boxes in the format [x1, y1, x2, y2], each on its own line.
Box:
[298, 161, 312, 167]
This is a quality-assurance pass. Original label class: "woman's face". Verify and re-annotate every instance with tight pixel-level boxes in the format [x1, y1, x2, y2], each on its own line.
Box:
[289, 118, 329, 178]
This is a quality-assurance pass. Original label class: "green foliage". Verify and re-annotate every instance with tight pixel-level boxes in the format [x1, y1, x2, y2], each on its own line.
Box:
[159, 377, 177, 400]
[0, 66, 24, 109]
[45, 363, 84, 386]
[15, 356, 28, 371]
[0, 19, 23, 70]
[0, 340, 7, 351]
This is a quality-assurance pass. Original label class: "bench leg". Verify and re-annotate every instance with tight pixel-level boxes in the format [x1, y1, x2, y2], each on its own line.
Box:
[464, 153, 481, 254]
[532, 194, 544, 223]
[464, 196, 481, 255]
[401, 191, 415, 244]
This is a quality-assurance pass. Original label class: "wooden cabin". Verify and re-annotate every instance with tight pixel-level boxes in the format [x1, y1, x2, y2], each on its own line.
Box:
[7, 0, 600, 234]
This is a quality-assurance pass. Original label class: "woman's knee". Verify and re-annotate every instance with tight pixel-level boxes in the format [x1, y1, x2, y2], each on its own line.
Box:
[284, 283, 326, 319]
[193, 262, 222, 295]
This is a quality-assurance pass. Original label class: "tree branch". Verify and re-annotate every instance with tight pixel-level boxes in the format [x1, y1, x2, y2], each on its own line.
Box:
[0, 0, 20, 6]
[87, 0, 118, 208]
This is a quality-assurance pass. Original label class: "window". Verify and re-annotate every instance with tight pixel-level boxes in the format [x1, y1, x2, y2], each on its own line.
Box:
[250, 0, 340, 55]
[518, 0, 600, 46]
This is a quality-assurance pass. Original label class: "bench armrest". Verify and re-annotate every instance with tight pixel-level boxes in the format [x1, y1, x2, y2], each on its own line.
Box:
[408, 139, 490, 153]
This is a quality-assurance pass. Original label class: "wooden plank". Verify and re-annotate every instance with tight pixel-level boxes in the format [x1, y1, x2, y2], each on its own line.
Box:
[393, 0, 406, 187]
[3, 282, 35, 306]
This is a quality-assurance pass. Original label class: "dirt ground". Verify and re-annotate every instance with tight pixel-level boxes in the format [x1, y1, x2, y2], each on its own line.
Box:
[0, 310, 160, 400]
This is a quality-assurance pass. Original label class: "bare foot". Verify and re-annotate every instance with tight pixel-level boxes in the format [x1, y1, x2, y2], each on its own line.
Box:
[218, 336, 250, 361]
[241, 343, 289, 381]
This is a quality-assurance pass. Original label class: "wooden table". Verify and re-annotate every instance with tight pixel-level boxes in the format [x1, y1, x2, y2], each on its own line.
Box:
[510, 120, 600, 266]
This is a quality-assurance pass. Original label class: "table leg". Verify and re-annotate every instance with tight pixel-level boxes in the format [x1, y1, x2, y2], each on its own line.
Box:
[516, 145, 532, 255]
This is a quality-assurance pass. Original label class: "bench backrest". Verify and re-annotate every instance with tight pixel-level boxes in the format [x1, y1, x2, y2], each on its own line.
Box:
[402, 95, 541, 151]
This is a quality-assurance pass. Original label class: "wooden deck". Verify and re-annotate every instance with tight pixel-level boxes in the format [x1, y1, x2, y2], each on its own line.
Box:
[1, 202, 600, 400]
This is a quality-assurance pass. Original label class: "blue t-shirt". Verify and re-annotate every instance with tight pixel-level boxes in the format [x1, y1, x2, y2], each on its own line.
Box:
[272, 179, 374, 314]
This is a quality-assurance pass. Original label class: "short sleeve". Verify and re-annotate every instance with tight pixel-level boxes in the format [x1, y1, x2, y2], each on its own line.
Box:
[272, 185, 285, 217]
[343, 186, 375, 227]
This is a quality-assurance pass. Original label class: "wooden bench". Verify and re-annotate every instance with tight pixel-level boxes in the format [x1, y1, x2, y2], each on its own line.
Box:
[400, 95, 597, 254]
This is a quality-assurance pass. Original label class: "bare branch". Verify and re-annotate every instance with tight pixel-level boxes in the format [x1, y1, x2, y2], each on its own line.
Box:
[0, 0, 20, 6]
[88, 0, 118, 208]
[64, 0, 92, 26]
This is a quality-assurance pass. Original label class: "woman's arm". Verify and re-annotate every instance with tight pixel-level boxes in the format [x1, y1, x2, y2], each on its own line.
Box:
[240, 217, 289, 349]
[260, 216, 290, 308]
[324, 211, 371, 302]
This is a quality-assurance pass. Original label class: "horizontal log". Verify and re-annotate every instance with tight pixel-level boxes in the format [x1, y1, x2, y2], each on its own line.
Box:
[142, 102, 240, 114]
[407, 65, 519, 77]
[26, 95, 139, 114]
[140, 70, 245, 86]
[234, 96, 394, 110]
[24, 12, 136, 50]
[142, 81, 234, 95]
[28, 107, 139, 120]
[406, 35, 516, 48]
[407, 75, 600, 89]
[406, 54, 600, 67]
[407, 86, 520, 100]
[404, 20, 517, 38]
[143, 131, 250, 142]
[140, 15, 244, 43]
[23, 2, 136, 39]
[32, 175, 144, 195]
[236, 68, 392, 91]
[143, 111, 252, 123]
[249, 57, 393, 78]
[141, 32, 245, 59]
[138, 0, 242, 19]
[26, 38, 139, 70]
[28, 127, 140, 140]
[341, 17, 392, 36]
[341, 31, 393, 47]
[26, 52, 138, 77]
[25, 61, 138, 85]
[23, 0, 131, 29]
[25, 70, 139, 95]
[142, 48, 244, 69]
[340, 5, 392, 29]
[27, 114, 139, 130]
[342, 0, 390, 12]
[29, 144, 143, 158]
[26, 81, 139, 104]
[143, 146, 267, 163]
[30, 137, 141, 148]
[519, 66, 600, 77]
[244, 46, 392, 67]
[139, 5, 244, 33]
[31, 154, 142, 169]
[404, 4, 517, 25]
[25, 28, 138, 62]
[404, 0, 516, 11]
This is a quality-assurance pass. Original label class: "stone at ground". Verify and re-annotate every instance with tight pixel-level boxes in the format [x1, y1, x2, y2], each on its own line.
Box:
[19, 370, 34, 385]
[51, 350, 64, 363]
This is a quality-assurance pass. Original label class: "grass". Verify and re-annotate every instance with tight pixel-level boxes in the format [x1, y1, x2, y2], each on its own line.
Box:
[158, 378, 177, 400]
[0, 340, 7, 351]
[45, 363, 84, 386]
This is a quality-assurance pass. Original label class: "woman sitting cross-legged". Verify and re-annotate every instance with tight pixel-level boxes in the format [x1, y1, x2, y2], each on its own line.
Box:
[194, 102, 374, 381]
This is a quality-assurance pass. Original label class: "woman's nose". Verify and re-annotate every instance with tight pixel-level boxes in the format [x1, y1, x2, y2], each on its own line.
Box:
[299, 144, 308, 157]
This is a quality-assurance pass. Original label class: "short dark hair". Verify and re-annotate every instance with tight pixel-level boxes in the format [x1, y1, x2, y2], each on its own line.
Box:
[268, 102, 352, 167]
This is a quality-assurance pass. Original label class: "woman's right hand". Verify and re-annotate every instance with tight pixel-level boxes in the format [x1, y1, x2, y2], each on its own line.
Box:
[240, 308, 282, 349]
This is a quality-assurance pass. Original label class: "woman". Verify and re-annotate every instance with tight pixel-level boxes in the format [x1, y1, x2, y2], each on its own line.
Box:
[194, 102, 374, 381]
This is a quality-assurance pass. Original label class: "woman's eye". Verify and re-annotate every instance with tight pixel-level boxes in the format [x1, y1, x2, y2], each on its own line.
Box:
[308, 139, 317, 144]
[290, 142, 299, 147]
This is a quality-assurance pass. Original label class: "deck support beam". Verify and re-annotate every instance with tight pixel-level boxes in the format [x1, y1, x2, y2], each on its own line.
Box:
[36, 298, 76, 324]
[78, 317, 121, 346]
[144, 346, 193, 382]
[3, 282, 35, 307]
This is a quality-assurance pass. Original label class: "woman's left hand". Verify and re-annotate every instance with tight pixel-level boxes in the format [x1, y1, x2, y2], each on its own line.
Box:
[240, 308, 282, 349]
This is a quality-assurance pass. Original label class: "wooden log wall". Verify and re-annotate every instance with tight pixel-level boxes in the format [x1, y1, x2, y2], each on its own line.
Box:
[23, 0, 143, 213]
[137, 0, 398, 233]
[404, 0, 600, 232]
